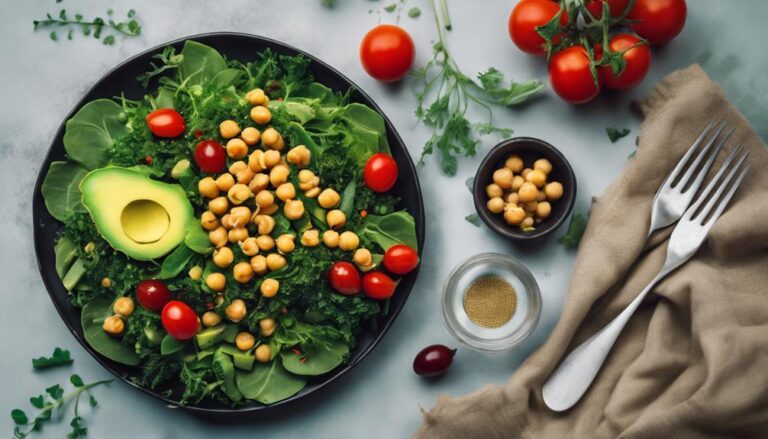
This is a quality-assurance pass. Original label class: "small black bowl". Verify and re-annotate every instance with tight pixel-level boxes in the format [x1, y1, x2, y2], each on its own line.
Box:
[473, 137, 576, 241]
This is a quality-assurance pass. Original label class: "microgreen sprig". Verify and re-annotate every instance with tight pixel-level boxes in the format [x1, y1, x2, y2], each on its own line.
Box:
[33, 8, 141, 45]
[31, 347, 73, 370]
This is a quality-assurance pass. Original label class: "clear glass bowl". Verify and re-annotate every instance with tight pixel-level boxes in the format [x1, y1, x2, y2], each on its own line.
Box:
[442, 253, 541, 352]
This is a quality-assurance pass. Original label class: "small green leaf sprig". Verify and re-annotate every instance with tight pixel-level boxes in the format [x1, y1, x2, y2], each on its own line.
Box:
[33, 8, 141, 45]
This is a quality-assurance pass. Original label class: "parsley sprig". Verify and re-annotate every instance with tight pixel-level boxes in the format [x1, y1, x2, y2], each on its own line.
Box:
[32, 347, 73, 370]
[33, 8, 141, 45]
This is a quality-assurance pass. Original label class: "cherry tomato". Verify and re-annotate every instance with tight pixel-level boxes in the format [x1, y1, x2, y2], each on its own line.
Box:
[413, 344, 456, 377]
[548, 46, 601, 104]
[329, 262, 361, 295]
[136, 279, 171, 312]
[383, 244, 419, 275]
[585, 0, 630, 18]
[363, 153, 398, 193]
[146, 108, 186, 138]
[161, 300, 199, 340]
[359, 24, 415, 82]
[599, 34, 651, 90]
[362, 272, 396, 300]
[627, 0, 687, 46]
[194, 140, 227, 174]
[508, 0, 568, 56]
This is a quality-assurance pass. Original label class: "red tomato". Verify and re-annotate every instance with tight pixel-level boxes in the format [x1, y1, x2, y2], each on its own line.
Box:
[161, 301, 199, 340]
[599, 34, 651, 90]
[548, 46, 601, 104]
[362, 272, 396, 300]
[146, 108, 186, 138]
[383, 244, 419, 275]
[329, 262, 362, 295]
[627, 0, 687, 45]
[359, 24, 415, 82]
[508, 0, 568, 56]
[363, 153, 398, 192]
[585, 0, 630, 18]
[194, 140, 227, 174]
[136, 280, 171, 312]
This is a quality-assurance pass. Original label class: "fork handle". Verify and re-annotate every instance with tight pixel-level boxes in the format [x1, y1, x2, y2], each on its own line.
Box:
[542, 272, 665, 412]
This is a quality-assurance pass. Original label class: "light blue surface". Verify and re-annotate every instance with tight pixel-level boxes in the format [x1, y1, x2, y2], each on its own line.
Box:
[1, 1, 765, 438]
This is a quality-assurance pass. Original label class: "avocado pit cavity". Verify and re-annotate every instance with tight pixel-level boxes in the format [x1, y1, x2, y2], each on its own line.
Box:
[121, 199, 170, 244]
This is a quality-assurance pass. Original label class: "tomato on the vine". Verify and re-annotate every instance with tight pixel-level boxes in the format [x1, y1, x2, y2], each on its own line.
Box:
[136, 279, 171, 312]
[362, 272, 396, 300]
[146, 108, 186, 138]
[599, 34, 651, 90]
[359, 24, 415, 82]
[383, 244, 419, 275]
[329, 262, 362, 295]
[508, 0, 568, 56]
[363, 153, 398, 192]
[585, 0, 630, 19]
[548, 46, 601, 104]
[194, 140, 227, 173]
[627, 0, 687, 46]
[161, 300, 199, 340]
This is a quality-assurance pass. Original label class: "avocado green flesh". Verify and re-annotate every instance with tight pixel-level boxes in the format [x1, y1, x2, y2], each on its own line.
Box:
[195, 324, 228, 350]
[80, 167, 193, 261]
[218, 344, 256, 371]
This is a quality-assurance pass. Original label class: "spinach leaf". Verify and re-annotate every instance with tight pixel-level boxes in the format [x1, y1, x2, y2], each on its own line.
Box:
[606, 127, 631, 142]
[160, 334, 187, 356]
[235, 360, 306, 404]
[280, 337, 348, 376]
[178, 41, 227, 86]
[211, 68, 245, 88]
[184, 221, 213, 255]
[559, 212, 588, 248]
[359, 211, 418, 251]
[338, 178, 357, 217]
[213, 349, 243, 402]
[54, 236, 79, 279]
[81, 296, 140, 366]
[269, 99, 318, 124]
[157, 244, 195, 279]
[465, 213, 482, 227]
[339, 103, 390, 165]
[63, 99, 126, 170]
[41, 161, 88, 221]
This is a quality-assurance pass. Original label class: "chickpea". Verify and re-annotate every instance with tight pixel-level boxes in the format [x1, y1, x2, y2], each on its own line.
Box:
[521, 168, 533, 179]
[284, 199, 305, 220]
[536, 201, 552, 219]
[248, 150, 266, 173]
[259, 318, 276, 337]
[506, 192, 520, 206]
[304, 187, 321, 198]
[493, 168, 514, 189]
[505, 155, 524, 173]
[276, 234, 296, 254]
[228, 184, 252, 205]
[113, 297, 135, 317]
[339, 231, 359, 251]
[241, 127, 261, 145]
[536, 190, 547, 202]
[219, 120, 241, 139]
[264, 150, 281, 168]
[233, 262, 254, 283]
[228, 227, 249, 244]
[524, 201, 538, 212]
[209, 196, 229, 216]
[262, 204, 281, 216]
[215, 173, 235, 192]
[250, 106, 272, 125]
[249, 173, 270, 193]
[202, 311, 222, 328]
[255, 344, 271, 363]
[220, 214, 235, 230]
[326, 209, 346, 229]
[200, 211, 219, 231]
[256, 235, 275, 252]
[511, 175, 525, 191]
[225, 138, 248, 160]
[234, 166, 255, 185]
[534, 158, 553, 175]
[213, 247, 234, 268]
[225, 299, 247, 322]
[229, 160, 249, 175]
[353, 248, 373, 267]
[188, 265, 203, 280]
[504, 206, 526, 225]
[206, 272, 226, 292]
[270, 165, 290, 187]
[240, 237, 260, 256]
[274, 136, 285, 151]
[544, 181, 564, 201]
[102, 315, 124, 336]
[518, 182, 539, 203]
[323, 230, 340, 248]
[229, 206, 252, 228]
[487, 197, 505, 214]
[298, 169, 316, 184]
[486, 183, 503, 199]
[526, 169, 547, 188]
[261, 127, 280, 147]
[236, 332, 256, 351]
[250, 255, 268, 275]
[266, 253, 287, 271]
[255, 190, 275, 208]
[275, 182, 296, 201]
[198, 177, 219, 198]
[209, 226, 228, 248]
[101, 277, 112, 288]
[84, 242, 96, 254]
[522, 217, 535, 229]
[261, 278, 280, 298]
[301, 229, 320, 247]
[254, 215, 276, 235]
[298, 176, 319, 192]
[318, 188, 341, 209]
[286, 145, 311, 167]
[245, 88, 268, 106]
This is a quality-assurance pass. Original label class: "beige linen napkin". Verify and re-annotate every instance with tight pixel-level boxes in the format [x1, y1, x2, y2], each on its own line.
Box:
[414, 65, 768, 439]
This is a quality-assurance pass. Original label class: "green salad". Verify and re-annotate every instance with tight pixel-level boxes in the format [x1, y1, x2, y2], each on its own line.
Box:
[41, 40, 419, 406]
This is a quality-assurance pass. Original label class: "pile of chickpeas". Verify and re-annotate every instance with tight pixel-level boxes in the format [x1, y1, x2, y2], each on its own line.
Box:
[485, 154, 564, 231]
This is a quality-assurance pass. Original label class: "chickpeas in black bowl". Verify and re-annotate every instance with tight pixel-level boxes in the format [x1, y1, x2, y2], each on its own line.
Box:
[473, 137, 576, 241]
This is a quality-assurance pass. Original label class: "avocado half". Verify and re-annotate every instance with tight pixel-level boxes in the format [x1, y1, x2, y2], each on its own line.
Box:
[80, 167, 194, 261]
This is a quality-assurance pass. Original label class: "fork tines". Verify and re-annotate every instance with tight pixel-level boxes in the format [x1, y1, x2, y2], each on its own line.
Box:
[672, 120, 734, 193]
[684, 145, 750, 225]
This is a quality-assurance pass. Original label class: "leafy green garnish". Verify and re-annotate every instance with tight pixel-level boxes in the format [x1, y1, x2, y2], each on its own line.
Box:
[408, 7, 422, 18]
[63, 99, 127, 170]
[41, 162, 88, 222]
[606, 127, 631, 142]
[33, 8, 141, 45]
[384, 3, 397, 12]
[465, 177, 474, 193]
[32, 348, 73, 370]
[81, 297, 141, 365]
[559, 213, 588, 248]
[465, 213, 482, 227]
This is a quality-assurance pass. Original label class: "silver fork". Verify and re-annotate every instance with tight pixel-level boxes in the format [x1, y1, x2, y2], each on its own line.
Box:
[542, 147, 750, 412]
[648, 120, 734, 235]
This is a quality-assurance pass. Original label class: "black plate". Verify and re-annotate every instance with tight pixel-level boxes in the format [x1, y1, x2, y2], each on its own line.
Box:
[32, 33, 425, 414]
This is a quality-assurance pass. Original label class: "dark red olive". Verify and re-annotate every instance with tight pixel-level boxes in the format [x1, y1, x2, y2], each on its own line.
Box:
[413, 344, 457, 377]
